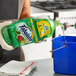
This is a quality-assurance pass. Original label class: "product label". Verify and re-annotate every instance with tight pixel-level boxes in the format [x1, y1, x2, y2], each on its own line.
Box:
[16, 22, 34, 44]
[36, 20, 51, 38]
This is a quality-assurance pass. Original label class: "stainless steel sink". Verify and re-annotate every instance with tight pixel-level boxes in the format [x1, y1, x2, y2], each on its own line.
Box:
[31, 1, 76, 11]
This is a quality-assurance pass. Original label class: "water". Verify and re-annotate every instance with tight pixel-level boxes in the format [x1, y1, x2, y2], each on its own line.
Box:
[52, 25, 67, 52]
[62, 25, 67, 43]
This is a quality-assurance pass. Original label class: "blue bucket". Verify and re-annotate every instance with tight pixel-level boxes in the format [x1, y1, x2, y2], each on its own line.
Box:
[52, 36, 76, 75]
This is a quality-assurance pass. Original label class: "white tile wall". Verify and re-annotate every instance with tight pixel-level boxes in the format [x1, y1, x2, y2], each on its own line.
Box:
[56, 10, 76, 25]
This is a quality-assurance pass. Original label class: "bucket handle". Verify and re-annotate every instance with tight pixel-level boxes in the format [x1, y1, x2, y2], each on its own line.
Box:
[50, 38, 68, 52]
[50, 45, 66, 52]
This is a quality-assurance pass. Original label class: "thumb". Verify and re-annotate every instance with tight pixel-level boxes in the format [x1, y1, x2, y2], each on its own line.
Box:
[0, 21, 14, 51]
[0, 21, 12, 29]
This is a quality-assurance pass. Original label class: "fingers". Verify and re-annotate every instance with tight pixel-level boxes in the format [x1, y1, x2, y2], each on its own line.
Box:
[1, 42, 14, 51]
[0, 21, 12, 25]
[0, 21, 12, 30]
[0, 21, 14, 51]
[0, 30, 14, 51]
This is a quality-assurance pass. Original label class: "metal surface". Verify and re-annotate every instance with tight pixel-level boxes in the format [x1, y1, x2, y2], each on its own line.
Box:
[31, 1, 76, 12]
[28, 58, 74, 76]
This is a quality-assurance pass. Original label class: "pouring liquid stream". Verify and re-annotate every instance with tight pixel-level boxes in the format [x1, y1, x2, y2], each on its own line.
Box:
[62, 25, 67, 47]
[52, 24, 67, 52]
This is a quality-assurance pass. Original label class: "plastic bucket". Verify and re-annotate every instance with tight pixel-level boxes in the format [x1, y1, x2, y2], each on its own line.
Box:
[52, 36, 76, 75]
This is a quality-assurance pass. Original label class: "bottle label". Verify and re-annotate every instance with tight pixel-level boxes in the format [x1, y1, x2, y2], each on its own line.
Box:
[16, 22, 34, 44]
[36, 20, 51, 38]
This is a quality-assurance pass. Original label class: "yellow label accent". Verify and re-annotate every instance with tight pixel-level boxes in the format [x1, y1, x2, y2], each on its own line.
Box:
[30, 19, 38, 42]
[20, 40, 25, 43]
[37, 20, 51, 38]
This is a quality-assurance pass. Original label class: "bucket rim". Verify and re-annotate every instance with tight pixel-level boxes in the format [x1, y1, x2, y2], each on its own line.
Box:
[52, 36, 76, 44]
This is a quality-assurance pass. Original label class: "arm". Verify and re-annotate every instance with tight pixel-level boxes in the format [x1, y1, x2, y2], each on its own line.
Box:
[19, 0, 30, 19]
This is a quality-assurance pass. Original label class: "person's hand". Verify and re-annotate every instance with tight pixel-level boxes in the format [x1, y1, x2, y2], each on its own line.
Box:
[19, 0, 30, 20]
[19, 11, 30, 20]
[0, 21, 14, 51]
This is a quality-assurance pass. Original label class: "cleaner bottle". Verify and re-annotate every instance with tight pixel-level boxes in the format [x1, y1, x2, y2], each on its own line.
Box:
[0, 16, 62, 50]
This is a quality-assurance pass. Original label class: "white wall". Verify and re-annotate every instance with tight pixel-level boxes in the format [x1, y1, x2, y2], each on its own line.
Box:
[22, 37, 52, 61]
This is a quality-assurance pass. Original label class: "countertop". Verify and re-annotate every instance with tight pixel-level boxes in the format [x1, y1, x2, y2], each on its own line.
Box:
[28, 58, 75, 76]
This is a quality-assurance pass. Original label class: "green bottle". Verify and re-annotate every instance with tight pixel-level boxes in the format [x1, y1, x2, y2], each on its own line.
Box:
[1, 17, 62, 48]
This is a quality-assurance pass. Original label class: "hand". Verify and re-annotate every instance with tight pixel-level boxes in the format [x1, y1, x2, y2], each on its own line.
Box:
[19, 0, 30, 20]
[0, 21, 14, 51]
[19, 13, 30, 20]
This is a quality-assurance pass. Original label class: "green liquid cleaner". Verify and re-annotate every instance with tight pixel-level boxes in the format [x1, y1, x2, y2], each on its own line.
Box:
[1, 17, 62, 48]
